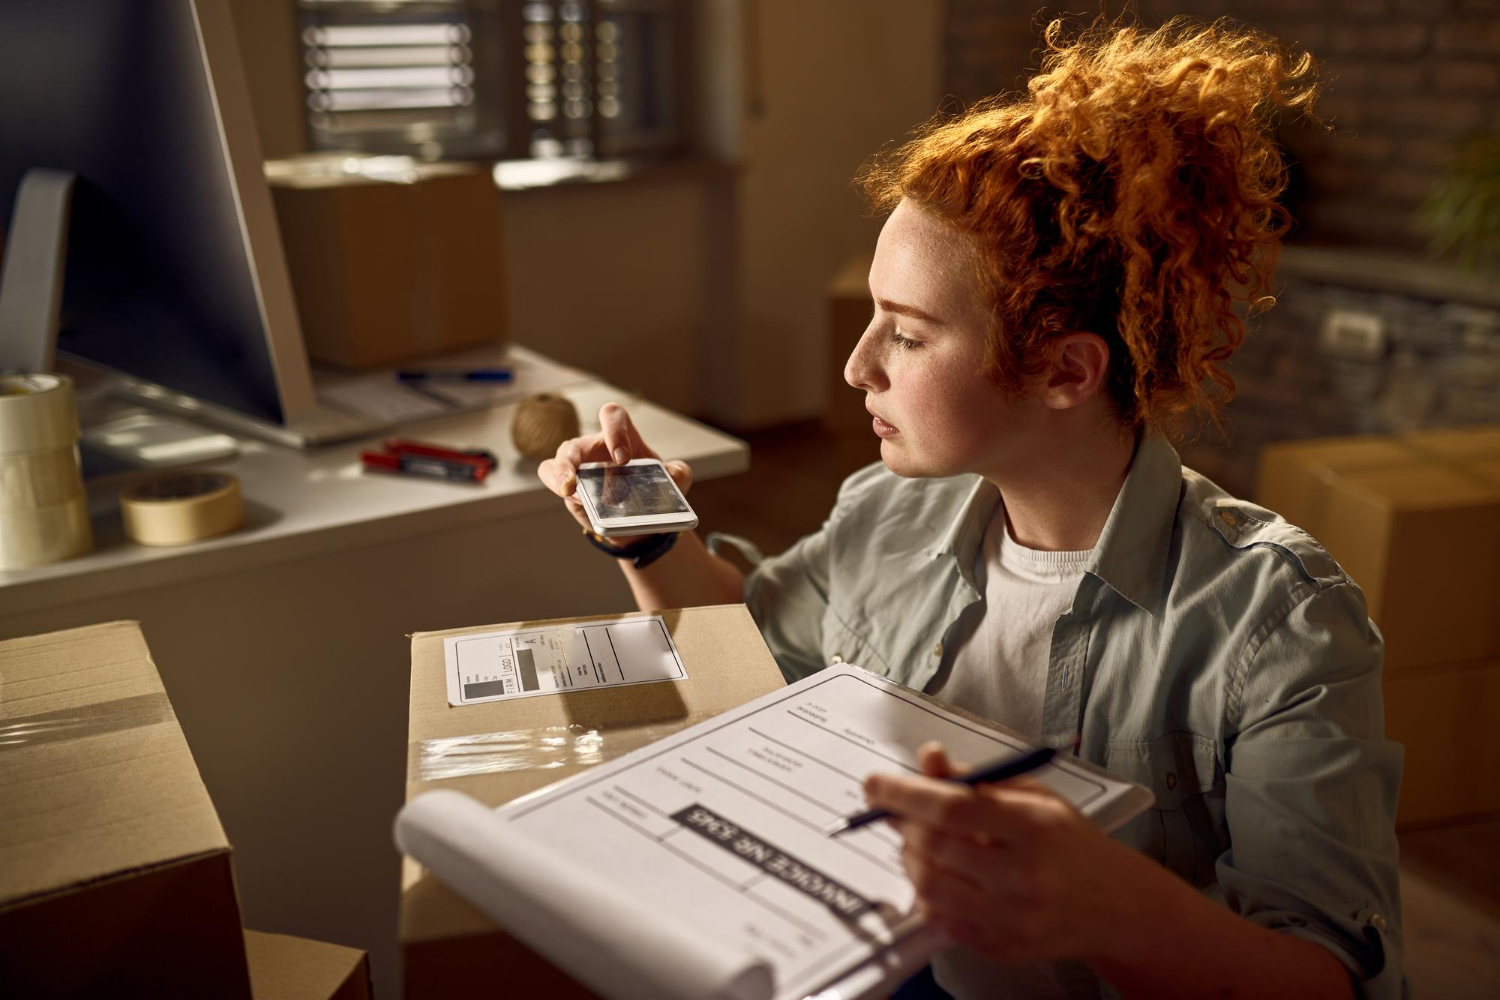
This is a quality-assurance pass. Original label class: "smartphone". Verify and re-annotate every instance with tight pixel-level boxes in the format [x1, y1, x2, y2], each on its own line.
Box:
[575, 458, 699, 537]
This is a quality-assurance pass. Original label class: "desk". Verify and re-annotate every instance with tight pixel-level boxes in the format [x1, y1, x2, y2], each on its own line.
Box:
[0, 351, 747, 999]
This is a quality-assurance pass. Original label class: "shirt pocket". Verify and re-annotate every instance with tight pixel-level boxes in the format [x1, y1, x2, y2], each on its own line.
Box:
[820, 607, 892, 677]
[1105, 732, 1226, 887]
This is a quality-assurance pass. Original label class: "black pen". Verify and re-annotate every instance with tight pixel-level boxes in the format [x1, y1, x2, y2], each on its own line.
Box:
[824, 746, 1057, 837]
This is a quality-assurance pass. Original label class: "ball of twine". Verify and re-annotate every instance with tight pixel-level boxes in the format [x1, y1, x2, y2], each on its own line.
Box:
[512, 393, 581, 462]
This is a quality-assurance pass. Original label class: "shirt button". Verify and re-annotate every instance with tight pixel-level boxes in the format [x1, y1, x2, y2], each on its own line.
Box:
[829, 653, 844, 665]
[933, 642, 943, 658]
[1369, 913, 1387, 931]
[1165, 771, 1178, 791]
[1220, 510, 1238, 527]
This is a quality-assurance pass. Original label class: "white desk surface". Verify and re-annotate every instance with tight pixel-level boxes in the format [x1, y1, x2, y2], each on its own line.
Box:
[1, 349, 748, 615]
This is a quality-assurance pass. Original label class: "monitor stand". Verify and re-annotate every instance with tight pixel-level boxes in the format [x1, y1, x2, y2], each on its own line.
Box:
[0, 167, 74, 373]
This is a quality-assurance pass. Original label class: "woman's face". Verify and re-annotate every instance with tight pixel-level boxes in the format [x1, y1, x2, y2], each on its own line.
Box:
[845, 199, 1037, 479]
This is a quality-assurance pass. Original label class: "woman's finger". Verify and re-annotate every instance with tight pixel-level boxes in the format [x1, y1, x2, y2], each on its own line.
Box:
[865, 772, 1032, 843]
[599, 403, 639, 465]
[917, 742, 970, 779]
[548, 433, 608, 494]
[664, 459, 694, 495]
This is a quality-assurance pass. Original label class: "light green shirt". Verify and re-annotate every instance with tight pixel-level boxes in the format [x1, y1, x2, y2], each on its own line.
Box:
[734, 431, 1406, 999]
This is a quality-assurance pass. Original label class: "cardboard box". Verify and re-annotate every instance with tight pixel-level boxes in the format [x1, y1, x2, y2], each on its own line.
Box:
[0, 622, 252, 998]
[268, 158, 508, 370]
[1256, 427, 1500, 672]
[399, 604, 787, 999]
[245, 930, 372, 1000]
[1385, 657, 1500, 826]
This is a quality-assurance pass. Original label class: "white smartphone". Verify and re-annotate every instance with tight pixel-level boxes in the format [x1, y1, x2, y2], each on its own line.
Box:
[575, 458, 699, 537]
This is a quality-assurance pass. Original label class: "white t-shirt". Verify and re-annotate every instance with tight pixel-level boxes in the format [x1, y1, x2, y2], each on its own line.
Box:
[924, 509, 1093, 1000]
[926, 510, 1091, 740]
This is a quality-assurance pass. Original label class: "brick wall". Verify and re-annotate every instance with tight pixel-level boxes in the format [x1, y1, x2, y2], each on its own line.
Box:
[943, 0, 1500, 252]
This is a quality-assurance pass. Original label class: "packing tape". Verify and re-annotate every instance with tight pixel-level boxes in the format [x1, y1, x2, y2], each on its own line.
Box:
[120, 471, 244, 546]
[0, 493, 92, 571]
[0, 372, 79, 455]
[413, 714, 719, 783]
[0, 692, 176, 752]
[0, 447, 86, 508]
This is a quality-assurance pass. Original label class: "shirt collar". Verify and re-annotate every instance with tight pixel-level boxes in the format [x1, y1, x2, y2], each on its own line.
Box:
[1085, 428, 1182, 616]
[928, 477, 998, 578]
[926, 429, 1182, 616]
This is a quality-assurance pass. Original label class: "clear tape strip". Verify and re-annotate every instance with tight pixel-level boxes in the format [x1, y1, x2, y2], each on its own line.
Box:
[415, 712, 721, 782]
[0, 692, 175, 752]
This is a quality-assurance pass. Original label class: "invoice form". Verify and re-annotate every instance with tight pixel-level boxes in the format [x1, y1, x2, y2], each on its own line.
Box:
[399, 664, 1149, 1000]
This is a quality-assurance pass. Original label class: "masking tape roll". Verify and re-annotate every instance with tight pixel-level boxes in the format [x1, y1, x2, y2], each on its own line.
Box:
[0, 494, 92, 570]
[0, 373, 79, 455]
[0, 447, 86, 508]
[120, 471, 244, 546]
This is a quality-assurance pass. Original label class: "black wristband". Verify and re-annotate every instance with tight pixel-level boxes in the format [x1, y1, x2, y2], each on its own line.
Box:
[630, 530, 678, 570]
[582, 528, 678, 569]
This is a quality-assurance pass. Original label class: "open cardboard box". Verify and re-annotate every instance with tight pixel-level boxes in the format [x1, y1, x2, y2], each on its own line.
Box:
[398, 604, 787, 999]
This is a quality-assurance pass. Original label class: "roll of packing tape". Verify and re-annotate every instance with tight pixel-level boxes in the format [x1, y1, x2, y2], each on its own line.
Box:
[0, 494, 92, 570]
[120, 471, 244, 546]
[0, 372, 92, 570]
[0, 373, 79, 454]
[0, 447, 86, 507]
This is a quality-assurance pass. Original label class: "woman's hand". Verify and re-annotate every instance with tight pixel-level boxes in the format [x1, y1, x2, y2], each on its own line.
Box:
[865, 742, 1157, 967]
[537, 402, 694, 542]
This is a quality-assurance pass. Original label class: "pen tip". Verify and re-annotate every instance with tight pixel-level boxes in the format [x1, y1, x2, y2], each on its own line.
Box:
[822, 819, 848, 837]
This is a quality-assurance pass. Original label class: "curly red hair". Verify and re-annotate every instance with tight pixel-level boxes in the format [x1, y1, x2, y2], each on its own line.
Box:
[860, 16, 1319, 431]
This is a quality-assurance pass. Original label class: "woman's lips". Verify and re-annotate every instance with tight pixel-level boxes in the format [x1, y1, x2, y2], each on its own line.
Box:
[871, 414, 899, 438]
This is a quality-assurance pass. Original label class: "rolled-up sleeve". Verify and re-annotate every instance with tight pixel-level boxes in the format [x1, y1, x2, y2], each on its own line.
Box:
[1219, 581, 1407, 999]
[741, 524, 833, 683]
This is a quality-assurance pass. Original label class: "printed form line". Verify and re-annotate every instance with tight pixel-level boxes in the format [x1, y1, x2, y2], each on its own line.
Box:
[582, 795, 827, 942]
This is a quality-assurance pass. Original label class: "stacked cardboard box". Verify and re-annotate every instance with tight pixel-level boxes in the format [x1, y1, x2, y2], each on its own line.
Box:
[1257, 426, 1500, 824]
[398, 605, 786, 998]
[267, 157, 508, 370]
[0, 622, 372, 999]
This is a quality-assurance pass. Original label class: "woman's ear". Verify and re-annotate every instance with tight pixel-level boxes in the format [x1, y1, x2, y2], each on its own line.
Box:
[1041, 332, 1111, 410]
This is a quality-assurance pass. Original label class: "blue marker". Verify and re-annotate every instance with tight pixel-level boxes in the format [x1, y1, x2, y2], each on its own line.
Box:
[396, 368, 514, 383]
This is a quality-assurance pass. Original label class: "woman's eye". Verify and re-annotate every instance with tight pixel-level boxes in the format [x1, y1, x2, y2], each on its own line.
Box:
[890, 328, 922, 350]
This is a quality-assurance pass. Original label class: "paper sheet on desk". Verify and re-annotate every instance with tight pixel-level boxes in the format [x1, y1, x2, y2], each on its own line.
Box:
[317, 352, 592, 421]
[444, 614, 687, 706]
[398, 664, 1153, 1000]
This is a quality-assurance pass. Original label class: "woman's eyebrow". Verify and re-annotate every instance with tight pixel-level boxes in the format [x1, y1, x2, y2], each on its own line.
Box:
[873, 297, 943, 324]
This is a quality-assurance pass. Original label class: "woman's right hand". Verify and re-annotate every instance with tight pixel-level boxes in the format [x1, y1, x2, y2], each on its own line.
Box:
[537, 402, 695, 541]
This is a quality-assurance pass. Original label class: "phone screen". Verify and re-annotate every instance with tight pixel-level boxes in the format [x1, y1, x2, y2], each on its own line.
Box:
[578, 463, 690, 517]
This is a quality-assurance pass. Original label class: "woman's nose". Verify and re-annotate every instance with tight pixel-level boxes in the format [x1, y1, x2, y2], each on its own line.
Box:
[844, 325, 886, 392]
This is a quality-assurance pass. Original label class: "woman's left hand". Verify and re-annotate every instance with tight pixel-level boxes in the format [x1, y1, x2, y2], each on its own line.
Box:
[864, 742, 1156, 967]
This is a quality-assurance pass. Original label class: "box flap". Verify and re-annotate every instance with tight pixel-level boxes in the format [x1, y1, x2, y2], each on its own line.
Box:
[244, 930, 371, 1000]
[0, 621, 229, 907]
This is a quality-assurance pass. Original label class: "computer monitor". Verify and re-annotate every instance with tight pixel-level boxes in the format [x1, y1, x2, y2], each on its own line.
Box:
[0, 0, 330, 442]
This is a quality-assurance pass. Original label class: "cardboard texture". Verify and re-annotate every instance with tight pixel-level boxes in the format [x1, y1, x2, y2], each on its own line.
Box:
[269, 161, 507, 370]
[1384, 657, 1500, 826]
[1257, 427, 1500, 824]
[0, 621, 252, 998]
[399, 604, 787, 999]
[245, 930, 372, 1000]
[1256, 426, 1500, 673]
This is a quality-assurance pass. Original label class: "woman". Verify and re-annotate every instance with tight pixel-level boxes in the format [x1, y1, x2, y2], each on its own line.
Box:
[540, 17, 1403, 999]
